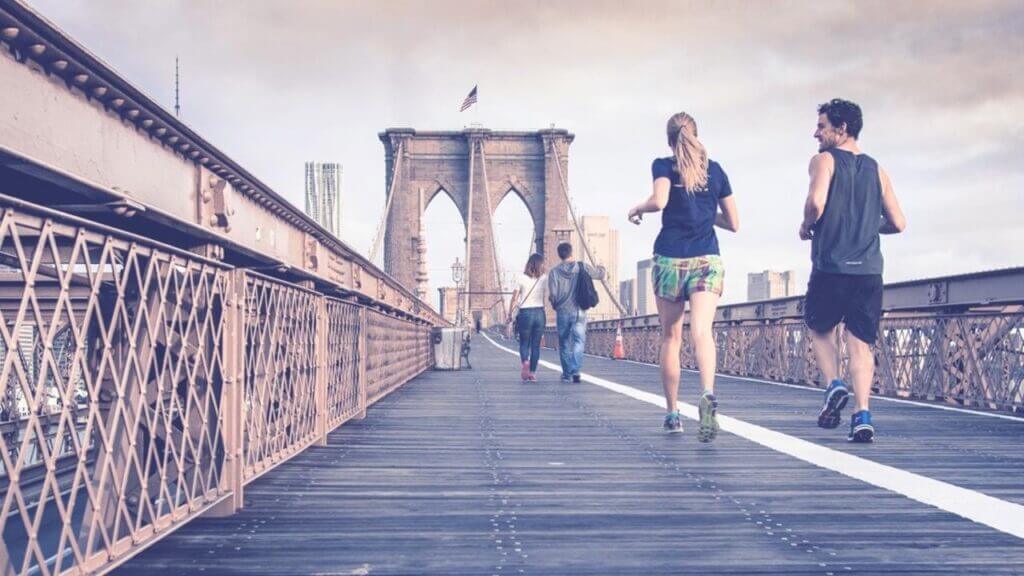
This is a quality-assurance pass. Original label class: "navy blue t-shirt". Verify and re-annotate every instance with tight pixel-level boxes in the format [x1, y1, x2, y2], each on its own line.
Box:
[651, 157, 732, 258]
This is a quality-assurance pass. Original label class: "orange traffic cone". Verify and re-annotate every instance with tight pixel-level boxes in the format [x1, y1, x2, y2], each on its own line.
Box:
[612, 326, 626, 360]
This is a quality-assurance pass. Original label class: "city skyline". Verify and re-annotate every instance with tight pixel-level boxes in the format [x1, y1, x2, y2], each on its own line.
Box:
[28, 0, 1024, 306]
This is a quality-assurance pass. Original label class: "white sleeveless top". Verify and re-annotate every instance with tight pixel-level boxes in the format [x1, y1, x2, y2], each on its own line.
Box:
[515, 273, 547, 309]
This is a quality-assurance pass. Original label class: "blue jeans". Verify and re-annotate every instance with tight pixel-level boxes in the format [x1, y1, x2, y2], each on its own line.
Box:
[516, 307, 546, 372]
[556, 310, 587, 377]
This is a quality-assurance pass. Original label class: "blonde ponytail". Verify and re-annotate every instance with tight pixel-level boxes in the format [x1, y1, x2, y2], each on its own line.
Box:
[667, 112, 709, 194]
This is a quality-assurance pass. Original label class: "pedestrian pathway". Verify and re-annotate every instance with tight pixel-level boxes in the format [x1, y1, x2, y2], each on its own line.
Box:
[119, 336, 1024, 575]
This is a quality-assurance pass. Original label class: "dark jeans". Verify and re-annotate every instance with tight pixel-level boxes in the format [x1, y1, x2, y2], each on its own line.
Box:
[516, 307, 546, 372]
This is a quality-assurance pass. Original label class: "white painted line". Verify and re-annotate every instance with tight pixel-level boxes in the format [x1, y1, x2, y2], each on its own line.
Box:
[482, 332, 1024, 540]
[575, 349, 1024, 423]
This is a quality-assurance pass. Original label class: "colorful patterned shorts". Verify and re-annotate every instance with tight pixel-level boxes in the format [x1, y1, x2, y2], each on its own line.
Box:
[652, 254, 725, 302]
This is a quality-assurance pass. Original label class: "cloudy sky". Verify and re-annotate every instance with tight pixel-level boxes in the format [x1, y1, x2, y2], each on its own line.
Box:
[28, 0, 1023, 306]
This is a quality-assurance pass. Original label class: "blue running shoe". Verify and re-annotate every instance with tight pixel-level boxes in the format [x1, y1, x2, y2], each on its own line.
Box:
[848, 410, 875, 443]
[817, 379, 849, 429]
[663, 411, 683, 434]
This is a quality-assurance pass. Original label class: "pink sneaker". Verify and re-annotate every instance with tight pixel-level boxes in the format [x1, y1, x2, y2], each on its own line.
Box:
[520, 361, 530, 381]
[527, 373, 537, 382]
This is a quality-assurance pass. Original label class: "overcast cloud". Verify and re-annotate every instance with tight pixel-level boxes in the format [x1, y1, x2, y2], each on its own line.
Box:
[27, 0, 1024, 304]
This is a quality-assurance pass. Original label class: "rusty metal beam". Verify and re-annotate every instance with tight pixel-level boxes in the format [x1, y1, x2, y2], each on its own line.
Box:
[0, 0, 445, 326]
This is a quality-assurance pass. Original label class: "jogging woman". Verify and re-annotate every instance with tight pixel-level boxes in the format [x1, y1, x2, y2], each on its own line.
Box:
[507, 253, 548, 382]
[628, 112, 739, 440]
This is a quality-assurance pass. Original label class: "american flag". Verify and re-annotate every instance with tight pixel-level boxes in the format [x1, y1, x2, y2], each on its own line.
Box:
[459, 85, 478, 112]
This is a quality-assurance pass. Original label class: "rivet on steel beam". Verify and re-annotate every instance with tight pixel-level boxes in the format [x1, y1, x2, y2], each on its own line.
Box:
[110, 97, 124, 108]
[51, 59, 68, 71]
[199, 157, 209, 164]
[73, 73, 89, 84]
[155, 127, 167, 136]
[0, 27, 18, 39]
[126, 109, 140, 118]
[168, 136, 179, 144]
[29, 43, 45, 56]
[141, 119, 154, 128]
[92, 86, 107, 97]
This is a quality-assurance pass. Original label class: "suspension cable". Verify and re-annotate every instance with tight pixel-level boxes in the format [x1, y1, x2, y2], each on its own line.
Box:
[369, 140, 404, 265]
[548, 139, 626, 317]
[476, 140, 507, 318]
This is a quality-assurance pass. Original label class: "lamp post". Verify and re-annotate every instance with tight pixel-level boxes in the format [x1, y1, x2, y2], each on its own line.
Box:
[451, 257, 466, 326]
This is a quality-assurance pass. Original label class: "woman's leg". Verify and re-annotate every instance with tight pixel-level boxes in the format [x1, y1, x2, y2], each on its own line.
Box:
[529, 310, 545, 373]
[688, 291, 721, 393]
[656, 296, 687, 413]
[516, 311, 530, 363]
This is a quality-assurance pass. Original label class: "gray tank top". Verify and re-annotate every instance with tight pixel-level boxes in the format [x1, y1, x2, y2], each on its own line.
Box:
[811, 148, 883, 275]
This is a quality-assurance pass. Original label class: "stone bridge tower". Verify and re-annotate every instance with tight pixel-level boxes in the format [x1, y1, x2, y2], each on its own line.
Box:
[380, 128, 573, 326]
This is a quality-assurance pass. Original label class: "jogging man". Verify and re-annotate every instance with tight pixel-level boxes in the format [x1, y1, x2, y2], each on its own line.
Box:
[800, 98, 906, 442]
[548, 242, 605, 383]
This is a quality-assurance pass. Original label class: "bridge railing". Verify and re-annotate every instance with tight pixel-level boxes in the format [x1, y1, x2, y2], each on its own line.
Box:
[544, 272, 1024, 413]
[0, 197, 435, 575]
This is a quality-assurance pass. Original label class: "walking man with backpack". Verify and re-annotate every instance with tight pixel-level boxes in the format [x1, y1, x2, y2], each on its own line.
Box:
[548, 242, 605, 383]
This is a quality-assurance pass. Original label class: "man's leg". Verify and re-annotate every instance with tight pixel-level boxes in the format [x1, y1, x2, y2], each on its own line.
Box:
[808, 327, 840, 384]
[805, 271, 849, 429]
[843, 274, 883, 442]
[556, 312, 572, 379]
[845, 331, 874, 412]
[571, 315, 587, 376]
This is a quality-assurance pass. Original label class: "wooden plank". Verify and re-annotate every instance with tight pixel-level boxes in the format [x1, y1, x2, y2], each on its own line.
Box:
[116, 337, 1024, 575]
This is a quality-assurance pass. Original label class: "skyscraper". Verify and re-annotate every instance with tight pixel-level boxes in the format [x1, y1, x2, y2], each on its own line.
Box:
[619, 279, 637, 316]
[304, 162, 343, 237]
[747, 270, 797, 301]
[636, 258, 656, 316]
[578, 215, 620, 320]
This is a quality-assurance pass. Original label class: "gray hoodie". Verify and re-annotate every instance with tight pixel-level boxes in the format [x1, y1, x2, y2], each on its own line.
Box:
[547, 260, 606, 316]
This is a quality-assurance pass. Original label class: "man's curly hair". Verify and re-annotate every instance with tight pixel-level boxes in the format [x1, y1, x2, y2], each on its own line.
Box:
[818, 98, 863, 139]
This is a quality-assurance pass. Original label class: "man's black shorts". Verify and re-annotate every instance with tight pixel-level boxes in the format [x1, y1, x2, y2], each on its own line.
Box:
[804, 272, 883, 345]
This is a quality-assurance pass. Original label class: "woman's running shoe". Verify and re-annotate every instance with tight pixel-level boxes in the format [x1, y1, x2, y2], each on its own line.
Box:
[697, 392, 719, 443]
[663, 411, 683, 434]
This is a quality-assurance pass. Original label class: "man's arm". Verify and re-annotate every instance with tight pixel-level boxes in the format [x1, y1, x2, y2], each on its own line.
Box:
[584, 262, 607, 280]
[799, 153, 833, 240]
[878, 167, 906, 234]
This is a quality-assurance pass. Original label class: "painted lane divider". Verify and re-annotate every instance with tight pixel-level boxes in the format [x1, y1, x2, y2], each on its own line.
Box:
[482, 332, 1024, 540]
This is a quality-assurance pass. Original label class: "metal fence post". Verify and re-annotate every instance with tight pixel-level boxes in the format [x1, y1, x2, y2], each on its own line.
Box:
[316, 295, 329, 446]
[209, 268, 246, 516]
[355, 307, 368, 420]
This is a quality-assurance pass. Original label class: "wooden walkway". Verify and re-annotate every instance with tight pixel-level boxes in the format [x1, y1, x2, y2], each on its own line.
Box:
[119, 336, 1024, 575]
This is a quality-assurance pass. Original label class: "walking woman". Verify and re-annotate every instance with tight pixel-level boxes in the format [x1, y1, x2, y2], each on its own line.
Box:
[627, 112, 739, 440]
[507, 253, 548, 382]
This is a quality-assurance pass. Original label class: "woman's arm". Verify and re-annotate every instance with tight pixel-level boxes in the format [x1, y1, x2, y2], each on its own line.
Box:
[628, 177, 671, 225]
[507, 288, 520, 321]
[714, 195, 739, 232]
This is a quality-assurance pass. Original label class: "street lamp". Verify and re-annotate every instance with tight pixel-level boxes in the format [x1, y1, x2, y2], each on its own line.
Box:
[451, 257, 466, 325]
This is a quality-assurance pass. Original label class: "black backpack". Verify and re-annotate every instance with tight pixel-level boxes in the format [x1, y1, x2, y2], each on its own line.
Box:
[575, 262, 599, 311]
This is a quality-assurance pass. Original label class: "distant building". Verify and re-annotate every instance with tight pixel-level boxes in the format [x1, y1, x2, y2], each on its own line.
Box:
[304, 162, 342, 237]
[438, 286, 459, 324]
[636, 258, 656, 316]
[747, 270, 797, 301]
[578, 215, 620, 320]
[619, 279, 637, 316]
